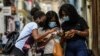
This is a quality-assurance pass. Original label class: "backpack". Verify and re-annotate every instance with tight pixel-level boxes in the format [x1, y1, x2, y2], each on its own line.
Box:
[3, 31, 19, 54]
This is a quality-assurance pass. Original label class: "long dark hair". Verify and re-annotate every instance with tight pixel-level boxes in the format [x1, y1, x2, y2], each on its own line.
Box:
[59, 4, 82, 25]
[43, 11, 60, 30]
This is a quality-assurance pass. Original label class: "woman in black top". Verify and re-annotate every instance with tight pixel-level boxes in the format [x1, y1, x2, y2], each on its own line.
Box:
[59, 4, 89, 56]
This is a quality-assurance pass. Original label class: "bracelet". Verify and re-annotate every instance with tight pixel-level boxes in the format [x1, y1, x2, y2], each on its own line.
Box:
[77, 31, 81, 34]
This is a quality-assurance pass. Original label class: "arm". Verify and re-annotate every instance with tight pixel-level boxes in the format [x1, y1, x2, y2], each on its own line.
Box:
[76, 18, 89, 37]
[65, 29, 89, 38]
[32, 28, 56, 41]
[75, 29, 89, 37]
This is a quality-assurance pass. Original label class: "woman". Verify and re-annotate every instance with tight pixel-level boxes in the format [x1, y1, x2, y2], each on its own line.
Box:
[42, 11, 63, 56]
[59, 4, 89, 56]
[11, 9, 56, 56]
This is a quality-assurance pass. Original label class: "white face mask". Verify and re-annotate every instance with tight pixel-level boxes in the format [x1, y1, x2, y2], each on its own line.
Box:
[60, 16, 70, 24]
[63, 16, 70, 22]
[49, 22, 57, 28]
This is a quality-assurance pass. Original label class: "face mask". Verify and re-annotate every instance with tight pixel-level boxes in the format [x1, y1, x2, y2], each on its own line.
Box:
[61, 16, 70, 24]
[49, 22, 57, 28]
[63, 16, 70, 21]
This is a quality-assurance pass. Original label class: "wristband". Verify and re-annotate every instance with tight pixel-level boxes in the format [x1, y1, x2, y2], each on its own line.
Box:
[77, 31, 81, 34]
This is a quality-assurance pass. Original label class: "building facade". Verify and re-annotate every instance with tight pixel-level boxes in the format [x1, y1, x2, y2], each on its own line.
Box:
[0, 0, 5, 34]
[92, 0, 100, 56]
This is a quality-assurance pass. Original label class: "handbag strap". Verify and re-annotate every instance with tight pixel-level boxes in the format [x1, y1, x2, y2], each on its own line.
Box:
[16, 34, 31, 42]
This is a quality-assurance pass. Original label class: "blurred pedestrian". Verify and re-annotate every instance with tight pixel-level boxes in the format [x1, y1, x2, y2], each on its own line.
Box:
[59, 4, 89, 56]
[7, 16, 15, 33]
[2, 32, 8, 48]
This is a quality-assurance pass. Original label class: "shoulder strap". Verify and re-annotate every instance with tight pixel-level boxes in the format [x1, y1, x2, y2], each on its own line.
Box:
[16, 34, 31, 42]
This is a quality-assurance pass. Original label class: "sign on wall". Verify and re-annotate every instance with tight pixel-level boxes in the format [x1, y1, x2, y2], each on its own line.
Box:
[2, 7, 11, 16]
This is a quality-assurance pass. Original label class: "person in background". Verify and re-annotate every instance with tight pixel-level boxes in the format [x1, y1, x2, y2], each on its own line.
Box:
[59, 4, 89, 56]
[7, 16, 15, 33]
[11, 8, 57, 56]
[2, 32, 8, 48]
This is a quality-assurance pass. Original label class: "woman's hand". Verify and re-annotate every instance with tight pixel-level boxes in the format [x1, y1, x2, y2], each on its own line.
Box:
[65, 29, 77, 39]
[65, 29, 89, 39]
